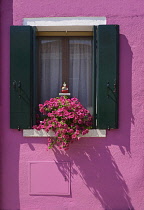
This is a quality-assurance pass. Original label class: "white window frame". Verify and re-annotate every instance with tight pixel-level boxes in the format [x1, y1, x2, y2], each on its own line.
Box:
[23, 17, 106, 137]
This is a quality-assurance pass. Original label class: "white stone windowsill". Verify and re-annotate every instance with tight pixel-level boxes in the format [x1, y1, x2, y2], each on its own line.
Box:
[23, 129, 106, 137]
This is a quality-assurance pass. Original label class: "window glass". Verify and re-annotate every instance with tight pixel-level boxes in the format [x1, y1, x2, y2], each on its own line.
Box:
[37, 36, 92, 112]
[69, 38, 92, 111]
[37, 38, 62, 103]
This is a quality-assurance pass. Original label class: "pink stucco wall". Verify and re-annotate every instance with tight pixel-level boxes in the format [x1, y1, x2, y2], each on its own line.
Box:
[1, 0, 144, 209]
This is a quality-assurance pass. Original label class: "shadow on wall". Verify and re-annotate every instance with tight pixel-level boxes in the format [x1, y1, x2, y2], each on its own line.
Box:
[53, 145, 134, 210]
[52, 34, 134, 210]
[105, 34, 133, 156]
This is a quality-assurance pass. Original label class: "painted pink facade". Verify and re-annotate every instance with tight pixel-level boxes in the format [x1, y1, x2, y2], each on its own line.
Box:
[1, 0, 144, 209]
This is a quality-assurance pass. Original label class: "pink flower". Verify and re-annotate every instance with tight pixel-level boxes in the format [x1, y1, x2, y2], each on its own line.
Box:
[78, 119, 82, 124]
[82, 129, 89, 135]
[69, 129, 74, 134]
[33, 125, 38, 129]
[75, 130, 80, 135]
[72, 134, 77, 139]
[33, 96, 92, 150]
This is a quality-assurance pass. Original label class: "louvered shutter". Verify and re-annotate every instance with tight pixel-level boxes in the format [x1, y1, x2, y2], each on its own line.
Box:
[10, 26, 36, 129]
[95, 25, 119, 129]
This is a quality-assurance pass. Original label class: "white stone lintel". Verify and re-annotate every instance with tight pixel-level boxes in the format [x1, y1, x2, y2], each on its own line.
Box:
[23, 17, 106, 27]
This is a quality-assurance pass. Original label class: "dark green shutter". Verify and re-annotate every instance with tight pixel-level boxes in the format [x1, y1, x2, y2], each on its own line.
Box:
[96, 25, 119, 129]
[10, 26, 35, 129]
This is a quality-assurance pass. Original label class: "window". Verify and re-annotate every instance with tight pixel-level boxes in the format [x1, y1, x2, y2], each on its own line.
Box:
[10, 24, 119, 131]
[37, 35, 93, 113]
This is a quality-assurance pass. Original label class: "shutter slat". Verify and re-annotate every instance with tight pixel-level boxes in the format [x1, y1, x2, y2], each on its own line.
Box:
[10, 26, 35, 129]
[96, 25, 119, 129]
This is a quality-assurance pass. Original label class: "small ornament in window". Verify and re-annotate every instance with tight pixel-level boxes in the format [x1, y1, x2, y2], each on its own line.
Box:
[59, 82, 70, 96]
[62, 82, 68, 93]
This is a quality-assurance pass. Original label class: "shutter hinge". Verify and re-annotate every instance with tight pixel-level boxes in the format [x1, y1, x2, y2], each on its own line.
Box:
[13, 80, 17, 89]
[18, 81, 21, 98]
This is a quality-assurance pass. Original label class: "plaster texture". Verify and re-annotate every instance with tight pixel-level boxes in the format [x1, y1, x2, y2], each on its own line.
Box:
[1, 0, 144, 209]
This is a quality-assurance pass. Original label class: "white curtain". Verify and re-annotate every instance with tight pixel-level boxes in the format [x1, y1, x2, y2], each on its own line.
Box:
[69, 39, 92, 110]
[39, 37, 92, 111]
[38, 38, 62, 103]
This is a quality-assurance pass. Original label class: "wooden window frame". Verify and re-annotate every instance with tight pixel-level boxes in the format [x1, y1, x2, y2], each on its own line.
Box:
[36, 31, 93, 37]
[37, 33, 93, 100]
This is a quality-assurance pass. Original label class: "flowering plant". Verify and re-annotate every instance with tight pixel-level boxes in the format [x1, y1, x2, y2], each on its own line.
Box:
[33, 96, 92, 150]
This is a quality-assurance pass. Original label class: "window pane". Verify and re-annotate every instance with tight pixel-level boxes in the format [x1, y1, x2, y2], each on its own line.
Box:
[38, 38, 62, 104]
[37, 37, 93, 114]
[69, 38, 92, 112]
